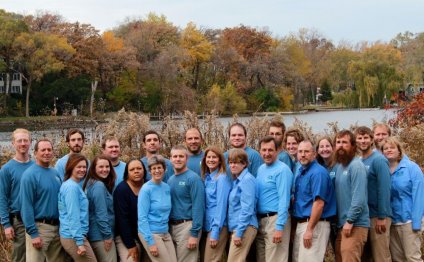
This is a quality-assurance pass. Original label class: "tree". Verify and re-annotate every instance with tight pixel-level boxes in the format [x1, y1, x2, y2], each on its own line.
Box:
[13, 32, 75, 116]
[320, 79, 333, 103]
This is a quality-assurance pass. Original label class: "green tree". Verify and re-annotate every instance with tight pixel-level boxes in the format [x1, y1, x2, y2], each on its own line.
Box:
[320, 79, 333, 103]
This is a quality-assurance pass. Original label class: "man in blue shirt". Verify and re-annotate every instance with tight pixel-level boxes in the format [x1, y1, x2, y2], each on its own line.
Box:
[184, 128, 204, 176]
[224, 123, 263, 177]
[355, 126, 392, 262]
[0, 128, 33, 262]
[55, 128, 85, 181]
[292, 140, 336, 262]
[334, 130, 369, 262]
[20, 138, 65, 261]
[101, 135, 126, 189]
[256, 136, 293, 262]
[268, 119, 293, 169]
[168, 145, 205, 262]
[141, 130, 174, 182]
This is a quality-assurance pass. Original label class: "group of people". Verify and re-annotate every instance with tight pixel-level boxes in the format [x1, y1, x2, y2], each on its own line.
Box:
[0, 120, 423, 262]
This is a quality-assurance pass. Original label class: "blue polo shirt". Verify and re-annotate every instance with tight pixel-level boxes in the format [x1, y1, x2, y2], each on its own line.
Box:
[187, 151, 204, 176]
[293, 160, 336, 219]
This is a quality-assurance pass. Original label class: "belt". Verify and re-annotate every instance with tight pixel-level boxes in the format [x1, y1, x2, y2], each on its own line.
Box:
[10, 212, 22, 222]
[258, 212, 277, 218]
[296, 217, 331, 223]
[170, 219, 192, 225]
[35, 218, 60, 226]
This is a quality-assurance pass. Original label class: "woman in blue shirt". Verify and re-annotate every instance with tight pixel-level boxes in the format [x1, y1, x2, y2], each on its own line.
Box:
[114, 159, 146, 262]
[138, 155, 177, 262]
[83, 155, 117, 262]
[226, 148, 258, 262]
[381, 137, 424, 261]
[201, 146, 231, 262]
[59, 153, 97, 261]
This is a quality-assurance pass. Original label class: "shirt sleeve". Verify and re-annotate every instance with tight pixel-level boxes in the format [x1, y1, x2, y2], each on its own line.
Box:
[249, 152, 264, 177]
[236, 177, 256, 238]
[275, 167, 292, 231]
[138, 186, 155, 246]
[63, 185, 85, 246]
[20, 173, 38, 238]
[210, 175, 231, 240]
[0, 167, 12, 228]
[346, 162, 368, 222]
[114, 185, 136, 248]
[190, 176, 205, 237]
[91, 184, 113, 239]
[410, 163, 424, 230]
[374, 157, 392, 218]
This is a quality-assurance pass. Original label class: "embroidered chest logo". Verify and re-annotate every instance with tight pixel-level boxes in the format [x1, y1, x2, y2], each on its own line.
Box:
[179, 181, 186, 186]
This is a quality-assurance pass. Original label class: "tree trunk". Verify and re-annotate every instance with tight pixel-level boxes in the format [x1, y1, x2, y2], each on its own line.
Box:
[90, 80, 98, 118]
[25, 77, 31, 117]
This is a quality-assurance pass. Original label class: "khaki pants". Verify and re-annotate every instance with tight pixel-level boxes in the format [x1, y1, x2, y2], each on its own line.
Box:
[139, 233, 177, 262]
[293, 221, 330, 262]
[115, 235, 150, 262]
[170, 221, 200, 262]
[256, 215, 291, 262]
[390, 222, 423, 262]
[60, 237, 97, 262]
[204, 227, 228, 262]
[90, 239, 117, 262]
[228, 226, 257, 262]
[369, 217, 391, 262]
[11, 217, 26, 262]
[335, 226, 368, 262]
[25, 222, 66, 262]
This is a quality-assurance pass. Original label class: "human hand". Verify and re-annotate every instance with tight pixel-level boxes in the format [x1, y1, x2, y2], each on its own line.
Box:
[187, 236, 198, 250]
[4, 227, 15, 240]
[104, 239, 113, 252]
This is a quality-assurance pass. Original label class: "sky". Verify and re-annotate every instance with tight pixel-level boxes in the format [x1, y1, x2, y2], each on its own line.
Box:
[2, 0, 424, 44]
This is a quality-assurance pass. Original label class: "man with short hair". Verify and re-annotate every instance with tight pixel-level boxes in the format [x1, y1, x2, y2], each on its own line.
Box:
[141, 130, 174, 182]
[256, 136, 293, 262]
[167, 145, 205, 262]
[0, 129, 34, 262]
[355, 126, 392, 262]
[224, 123, 263, 177]
[102, 135, 126, 188]
[20, 138, 65, 261]
[372, 123, 391, 150]
[55, 128, 85, 181]
[334, 130, 369, 262]
[292, 140, 336, 262]
[268, 120, 293, 170]
[184, 128, 204, 176]
[284, 129, 304, 176]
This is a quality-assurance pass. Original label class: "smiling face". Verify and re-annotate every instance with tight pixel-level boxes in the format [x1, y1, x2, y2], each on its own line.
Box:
[71, 160, 87, 182]
[171, 149, 188, 173]
[103, 139, 121, 162]
[374, 126, 390, 148]
[35, 141, 53, 167]
[95, 159, 111, 179]
[356, 133, 373, 154]
[317, 139, 333, 160]
[229, 126, 246, 149]
[127, 160, 144, 183]
[382, 142, 400, 163]
[205, 150, 220, 172]
[286, 136, 299, 157]
[12, 131, 31, 156]
[260, 140, 278, 165]
[185, 129, 202, 155]
[150, 163, 165, 183]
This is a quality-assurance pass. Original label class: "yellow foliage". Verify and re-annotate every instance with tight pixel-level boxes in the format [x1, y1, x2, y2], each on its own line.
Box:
[181, 22, 213, 63]
[102, 31, 124, 52]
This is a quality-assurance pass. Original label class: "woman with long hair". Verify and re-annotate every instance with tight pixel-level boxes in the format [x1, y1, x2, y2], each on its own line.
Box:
[114, 159, 146, 262]
[83, 155, 117, 262]
[381, 137, 424, 261]
[316, 136, 336, 181]
[59, 153, 97, 261]
[201, 146, 231, 262]
[138, 155, 177, 262]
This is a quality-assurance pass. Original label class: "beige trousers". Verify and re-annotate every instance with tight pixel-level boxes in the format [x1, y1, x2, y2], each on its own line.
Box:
[25, 222, 66, 262]
[292, 221, 330, 262]
[203, 227, 229, 262]
[335, 226, 368, 262]
[60, 237, 97, 262]
[170, 221, 200, 262]
[139, 232, 177, 262]
[256, 214, 291, 262]
[390, 222, 423, 262]
[11, 217, 26, 262]
[227, 226, 257, 262]
[369, 217, 392, 262]
[90, 239, 117, 262]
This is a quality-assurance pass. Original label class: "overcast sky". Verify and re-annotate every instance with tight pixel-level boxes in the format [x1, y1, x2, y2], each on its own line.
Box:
[3, 0, 423, 44]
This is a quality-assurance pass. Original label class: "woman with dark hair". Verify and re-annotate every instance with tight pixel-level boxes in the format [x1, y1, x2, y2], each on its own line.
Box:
[226, 148, 258, 262]
[83, 155, 117, 262]
[381, 137, 424, 261]
[138, 155, 177, 262]
[114, 159, 146, 262]
[59, 153, 97, 261]
[201, 146, 231, 262]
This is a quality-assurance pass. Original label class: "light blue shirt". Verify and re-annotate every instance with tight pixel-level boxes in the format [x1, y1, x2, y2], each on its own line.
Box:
[278, 151, 293, 170]
[55, 154, 69, 182]
[256, 161, 293, 230]
[138, 181, 171, 246]
[58, 179, 88, 246]
[224, 146, 264, 177]
[390, 156, 424, 230]
[113, 161, 126, 191]
[0, 159, 34, 228]
[141, 157, 174, 183]
[20, 164, 62, 238]
[86, 180, 115, 241]
[228, 168, 258, 238]
[204, 171, 232, 240]
[187, 151, 204, 176]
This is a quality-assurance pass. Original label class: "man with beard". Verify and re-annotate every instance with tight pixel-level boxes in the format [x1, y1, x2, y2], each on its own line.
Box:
[355, 126, 391, 262]
[167, 145, 205, 262]
[224, 123, 263, 177]
[55, 129, 85, 182]
[268, 120, 293, 170]
[334, 130, 369, 262]
[141, 130, 174, 182]
[184, 128, 204, 176]
[372, 123, 391, 151]
[0, 129, 34, 262]
[102, 135, 126, 189]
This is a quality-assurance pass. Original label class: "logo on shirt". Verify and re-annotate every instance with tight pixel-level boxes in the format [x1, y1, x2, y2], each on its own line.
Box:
[179, 181, 186, 186]
[365, 165, 370, 171]
[343, 170, 348, 176]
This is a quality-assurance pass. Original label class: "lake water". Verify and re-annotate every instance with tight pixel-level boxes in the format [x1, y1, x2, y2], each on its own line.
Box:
[0, 109, 397, 147]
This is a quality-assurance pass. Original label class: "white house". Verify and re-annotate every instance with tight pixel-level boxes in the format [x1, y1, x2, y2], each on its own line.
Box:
[0, 73, 23, 94]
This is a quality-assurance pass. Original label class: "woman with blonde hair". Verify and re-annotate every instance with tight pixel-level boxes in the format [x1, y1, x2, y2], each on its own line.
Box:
[381, 137, 424, 262]
[201, 146, 231, 262]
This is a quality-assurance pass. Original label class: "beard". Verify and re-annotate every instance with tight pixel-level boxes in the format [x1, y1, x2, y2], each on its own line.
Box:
[335, 147, 356, 166]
